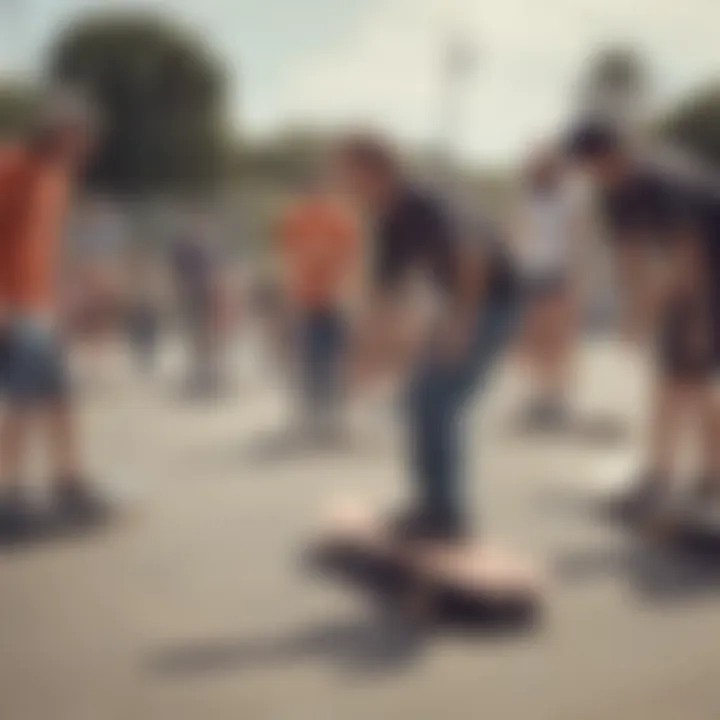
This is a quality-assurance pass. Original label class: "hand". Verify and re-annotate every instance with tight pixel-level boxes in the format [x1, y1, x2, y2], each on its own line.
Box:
[436, 317, 471, 365]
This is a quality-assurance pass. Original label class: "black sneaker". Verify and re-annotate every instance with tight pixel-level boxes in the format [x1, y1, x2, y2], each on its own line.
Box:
[389, 507, 468, 544]
[608, 472, 669, 524]
[0, 486, 33, 540]
[52, 480, 113, 527]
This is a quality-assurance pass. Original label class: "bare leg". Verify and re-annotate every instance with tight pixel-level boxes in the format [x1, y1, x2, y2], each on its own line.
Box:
[0, 406, 32, 488]
[522, 301, 552, 401]
[616, 244, 660, 344]
[698, 382, 720, 490]
[610, 376, 689, 520]
[646, 377, 689, 482]
[522, 296, 573, 428]
[0, 406, 34, 533]
[46, 398, 111, 522]
[45, 399, 83, 485]
[541, 293, 576, 404]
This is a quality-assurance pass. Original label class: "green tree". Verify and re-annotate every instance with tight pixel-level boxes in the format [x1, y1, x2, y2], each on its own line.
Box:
[48, 12, 228, 196]
[0, 82, 38, 140]
[663, 85, 720, 167]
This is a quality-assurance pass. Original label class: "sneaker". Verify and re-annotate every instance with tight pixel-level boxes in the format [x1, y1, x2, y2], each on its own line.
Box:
[52, 479, 113, 527]
[0, 486, 32, 540]
[608, 472, 670, 524]
[388, 507, 468, 544]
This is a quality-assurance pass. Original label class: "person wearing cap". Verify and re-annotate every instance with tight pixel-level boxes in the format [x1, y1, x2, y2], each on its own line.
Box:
[0, 89, 109, 537]
[514, 146, 586, 428]
[567, 121, 720, 519]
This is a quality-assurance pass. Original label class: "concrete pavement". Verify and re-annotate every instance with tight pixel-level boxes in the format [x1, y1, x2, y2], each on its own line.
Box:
[2, 339, 720, 720]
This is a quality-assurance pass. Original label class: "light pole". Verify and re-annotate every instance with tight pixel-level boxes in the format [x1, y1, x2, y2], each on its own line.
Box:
[433, 34, 478, 202]
[435, 35, 477, 163]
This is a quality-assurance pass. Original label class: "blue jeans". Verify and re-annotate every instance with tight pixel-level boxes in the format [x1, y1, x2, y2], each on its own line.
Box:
[299, 308, 347, 414]
[407, 297, 518, 533]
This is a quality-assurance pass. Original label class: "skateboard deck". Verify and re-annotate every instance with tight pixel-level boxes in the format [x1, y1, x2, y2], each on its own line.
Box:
[307, 503, 542, 627]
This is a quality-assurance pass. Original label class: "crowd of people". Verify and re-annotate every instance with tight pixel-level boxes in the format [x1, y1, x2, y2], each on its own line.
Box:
[0, 87, 719, 592]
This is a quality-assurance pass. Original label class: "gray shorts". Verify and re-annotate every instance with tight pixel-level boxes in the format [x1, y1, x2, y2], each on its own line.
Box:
[0, 319, 70, 404]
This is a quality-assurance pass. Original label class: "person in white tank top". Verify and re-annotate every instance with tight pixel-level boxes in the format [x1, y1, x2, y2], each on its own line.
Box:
[519, 181, 577, 285]
[515, 147, 585, 427]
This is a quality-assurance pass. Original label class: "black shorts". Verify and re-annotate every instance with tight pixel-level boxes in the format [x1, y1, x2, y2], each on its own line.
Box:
[658, 301, 720, 381]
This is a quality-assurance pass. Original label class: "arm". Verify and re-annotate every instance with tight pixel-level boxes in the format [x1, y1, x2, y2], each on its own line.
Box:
[273, 207, 297, 330]
[348, 285, 404, 390]
[434, 209, 492, 362]
[347, 215, 409, 388]
[333, 208, 365, 315]
[0, 151, 22, 324]
[567, 191, 593, 310]
[274, 210, 292, 300]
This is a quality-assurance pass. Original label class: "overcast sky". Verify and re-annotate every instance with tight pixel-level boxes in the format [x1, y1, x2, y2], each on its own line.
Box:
[0, 0, 718, 165]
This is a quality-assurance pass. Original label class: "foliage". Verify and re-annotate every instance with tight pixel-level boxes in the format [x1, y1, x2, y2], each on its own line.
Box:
[0, 82, 39, 140]
[662, 84, 720, 168]
[49, 12, 228, 196]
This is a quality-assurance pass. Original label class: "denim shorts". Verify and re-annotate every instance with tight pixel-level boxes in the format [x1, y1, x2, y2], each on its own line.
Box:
[0, 319, 70, 404]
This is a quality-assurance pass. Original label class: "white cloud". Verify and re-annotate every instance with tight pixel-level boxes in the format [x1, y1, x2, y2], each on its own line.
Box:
[279, 0, 720, 164]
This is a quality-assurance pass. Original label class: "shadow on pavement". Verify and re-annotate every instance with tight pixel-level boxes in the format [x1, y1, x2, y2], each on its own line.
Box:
[531, 486, 612, 524]
[148, 615, 427, 678]
[555, 541, 720, 603]
[243, 428, 370, 465]
[0, 511, 121, 554]
[508, 412, 630, 447]
[538, 482, 720, 602]
[148, 610, 535, 679]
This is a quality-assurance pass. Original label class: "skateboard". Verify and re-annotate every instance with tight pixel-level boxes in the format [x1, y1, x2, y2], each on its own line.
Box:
[307, 503, 543, 628]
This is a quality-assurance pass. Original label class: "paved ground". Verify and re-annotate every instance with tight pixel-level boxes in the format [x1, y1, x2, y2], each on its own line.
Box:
[2, 338, 720, 720]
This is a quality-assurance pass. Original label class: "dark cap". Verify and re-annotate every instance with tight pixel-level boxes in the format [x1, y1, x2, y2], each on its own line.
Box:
[565, 121, 622, 160]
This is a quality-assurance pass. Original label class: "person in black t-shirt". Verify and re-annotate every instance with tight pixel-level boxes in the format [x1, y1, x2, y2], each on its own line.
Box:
[334, 135, 519, 542]
[567, 122, 720, 518]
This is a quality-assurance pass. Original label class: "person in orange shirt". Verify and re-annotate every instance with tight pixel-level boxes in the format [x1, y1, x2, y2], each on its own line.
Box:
[0, 91, 106, 538]
[278, 177, 361, 437]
